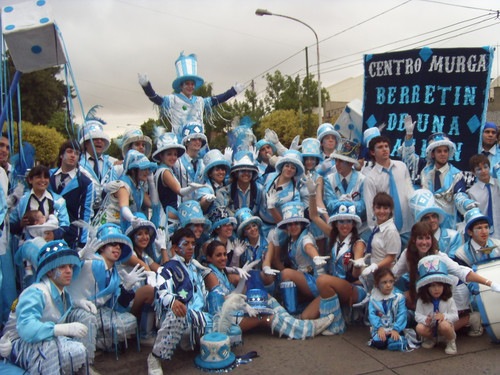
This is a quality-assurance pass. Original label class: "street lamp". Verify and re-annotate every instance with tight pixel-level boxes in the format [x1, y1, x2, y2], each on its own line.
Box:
[255, 8, 322, 126]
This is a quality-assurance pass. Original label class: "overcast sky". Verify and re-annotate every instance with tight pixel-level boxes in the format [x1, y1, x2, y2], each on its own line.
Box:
[4, 0, 500, 138]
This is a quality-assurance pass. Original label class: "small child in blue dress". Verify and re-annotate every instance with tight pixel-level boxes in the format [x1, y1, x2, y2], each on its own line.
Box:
[368, 267, 407, 351]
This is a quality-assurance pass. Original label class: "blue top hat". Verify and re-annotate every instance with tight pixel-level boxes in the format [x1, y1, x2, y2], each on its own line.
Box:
[363, 127, 381, 148]
[208, 207, 237, 234]
[425, 132, 456, 161]
[301, 138, 323, 162]
[235, 207, 262, 237]
[277, 201, 309, 230]
[181, 122, 207, 146]
[331, 138, 360, 167]
[120, 129, 153, 158]
[152, 132, 186, 162]
[328, 201, 362, 228]
[123, 149, 158, 172]
[416, 255, 453, 291]
[125, 212, 157, 245]
[203, 149, 231, 179]
[275, 150, 305, 178]
[255, 139, 277, 158]
[178, 200, 211, 232]
[36, 240, 81, 282]
[96, 224, 133, 264]
[230, 150, 258, 179]
[194, 332, 236, 372]
[172, 52, 204, 93]
[79, 120, 110, 152]
[317, 122, 341, 145]
[464, 207, 491, 234]
[409, 189, 446, 224]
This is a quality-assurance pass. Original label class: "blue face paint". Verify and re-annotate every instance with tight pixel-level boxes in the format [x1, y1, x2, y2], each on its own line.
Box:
[178, 239, 187, 257]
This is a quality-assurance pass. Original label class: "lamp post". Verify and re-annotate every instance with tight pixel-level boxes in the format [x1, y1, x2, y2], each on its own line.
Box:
[255, 8, 322, 126]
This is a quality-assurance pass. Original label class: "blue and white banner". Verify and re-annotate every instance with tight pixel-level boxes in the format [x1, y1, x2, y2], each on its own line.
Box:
[363, 47, 495, 171]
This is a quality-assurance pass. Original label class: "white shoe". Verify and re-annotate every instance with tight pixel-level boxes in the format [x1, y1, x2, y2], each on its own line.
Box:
[467, 312, 483, 337]
[445, 340, 457, 355]
[147, 353, 163, 375]
[313, 313, 335, 335]
[421, 338, 436, 349]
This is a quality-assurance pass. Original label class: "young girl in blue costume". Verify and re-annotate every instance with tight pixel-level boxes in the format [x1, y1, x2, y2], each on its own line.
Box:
[205, 240, 334, 340]
[102, 150, 159, 231]
[415, 255, 458, 355]
[303, 195, 367, 336]
[260, 150, 303, 237]
[67, 224, 146, 359]
[368, 267, 407, 351]
[198, 149, 231, 213]
[4, 240, 90, 374]
[270, 201, 329, 315]
[177, 200, 211, 260]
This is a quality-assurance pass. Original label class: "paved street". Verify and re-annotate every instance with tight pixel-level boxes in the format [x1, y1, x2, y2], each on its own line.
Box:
[94, 324, 500, 375]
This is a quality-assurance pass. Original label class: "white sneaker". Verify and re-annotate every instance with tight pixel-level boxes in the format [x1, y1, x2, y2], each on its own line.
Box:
[467, 312, 483, 337]
[147, 353, 163, 375]
[421, 338, 436, 349]
[445, 340, 457, 355]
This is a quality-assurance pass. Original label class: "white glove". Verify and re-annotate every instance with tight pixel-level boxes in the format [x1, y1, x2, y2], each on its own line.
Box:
[119, 264, 146, 290]
[304, 174, 317, 196]
[404, 115, 415, 137]
[0, 333, 12, 358]
[248, 145, 259, 161]
[191, 259, 212, 278]
[233, 82, 245, 94]
[203, 193, 216, 203]
[243, 303, 259, 317]
[234, 267, 250, 280]
[266, 190, 279, 209]
[120, 206, 136, 222]
[313, 255, 330, 267]
[268, 155, 279, 167]
[242, 259, 261, 273]
[74, 299, 97, 314]
[264, 129, 279, 144]
[339, 194, 353, 201]
[78, 237, 102, 260]
[7, 182, 24, 208]
[223, 147, 233, 162]
[361, 263, 379, 277]
[349, 255, 370, 269]
[491, 282, 500, 293]
[54, 322, 88, 338]
[263, 265, 280, 276]
[232, 239, 246, 257]
[155, 228, 167, 250]
[317, 207, 328, 215]
[290, 135, 301, 151]
[179, 182, 205, 197]
[138, 73, 149, 87]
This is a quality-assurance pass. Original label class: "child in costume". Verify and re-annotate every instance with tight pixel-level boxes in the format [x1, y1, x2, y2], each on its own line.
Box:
[368, 267, 407, 351]
[4, 240, 91, 374]
[415, 255, 459, 355]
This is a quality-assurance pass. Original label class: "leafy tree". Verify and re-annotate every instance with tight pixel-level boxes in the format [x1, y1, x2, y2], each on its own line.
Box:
[257, 110, 304, 148]
[107, 138, 123, 160]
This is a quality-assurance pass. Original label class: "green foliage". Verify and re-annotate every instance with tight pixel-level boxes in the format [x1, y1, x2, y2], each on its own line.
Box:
[258, 110, 304, 148]
[107, 138, 123, 160]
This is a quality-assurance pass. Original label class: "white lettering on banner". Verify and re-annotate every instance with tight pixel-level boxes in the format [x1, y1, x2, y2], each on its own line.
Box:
[368, 58, 422, 77]
[375, 85, 476, 106]
[428, 54, 488, 73]
[387, 113, 460, 136]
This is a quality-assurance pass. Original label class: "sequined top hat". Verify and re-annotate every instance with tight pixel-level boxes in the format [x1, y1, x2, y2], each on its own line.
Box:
[123, 149, 158, 173]
[203, 149, 231, 179]
[208, 206, 237, 234]
[230, 150, 259, 179]
[464, 207, 491, 234]
[152, 132, 186, 162]
[194, 332, 236, 372]
[331, 138, 360, 167]
[245, 270, 274, 315]
[125, 212, 157, 244]
[121, 129, 153, 158]
[36, 240, 81, 282]
[235, 207, 262, 237]
[96, 223, 133, 264]
[416, 255, 453, 291]
[178, 200, 211, 232]
[277, 201, 310, 230]
[79, 120, 110, 152]
[328, 201, 362, 228]
[363, 127, 381, 148]
[275, 149, 305, 178]
[301, 138, 323, 162]
[409, 189, 446, 224]
[255, 139, 277, 157]
[181, 122, 207, 146]
[317, 122, 341, 145]
[172, 52, 204, 93]
[425, 132, 456, 161]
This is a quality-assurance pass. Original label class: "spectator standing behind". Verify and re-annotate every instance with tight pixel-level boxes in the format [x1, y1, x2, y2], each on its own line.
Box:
[479, 122, 500, 173]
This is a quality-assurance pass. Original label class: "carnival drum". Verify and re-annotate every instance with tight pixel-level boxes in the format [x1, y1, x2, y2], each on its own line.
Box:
[475, 259, 500, 343]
